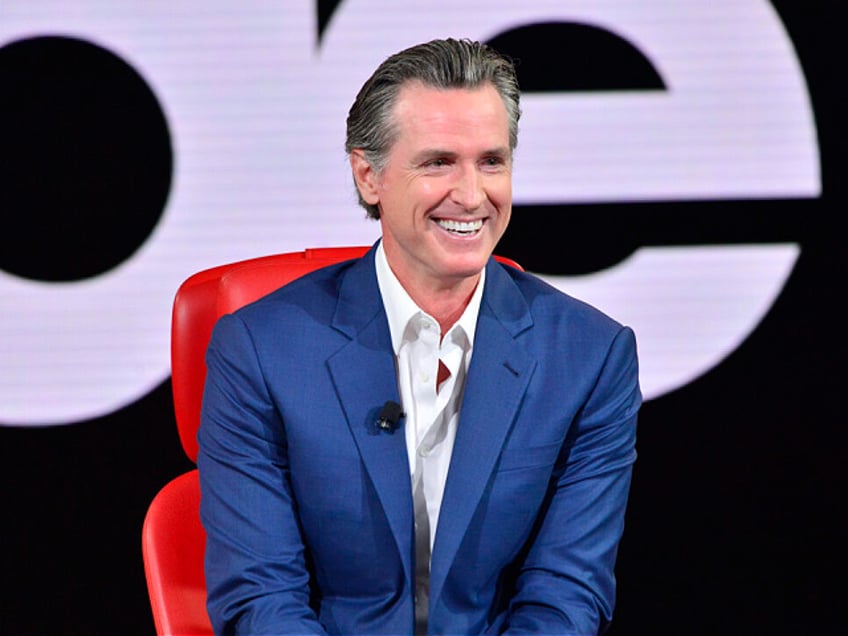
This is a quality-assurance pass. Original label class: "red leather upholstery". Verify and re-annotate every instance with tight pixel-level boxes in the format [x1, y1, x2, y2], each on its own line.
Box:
[142, 246, 521, 635]
[142, 471, 209, 636]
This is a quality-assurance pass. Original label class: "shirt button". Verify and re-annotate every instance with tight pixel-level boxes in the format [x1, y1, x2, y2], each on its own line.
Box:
[419, 446, 431, 457]
[420, 373, 430, 383]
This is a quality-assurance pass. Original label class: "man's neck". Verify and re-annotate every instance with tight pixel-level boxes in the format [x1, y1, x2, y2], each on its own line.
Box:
[402, 274, 481, 338]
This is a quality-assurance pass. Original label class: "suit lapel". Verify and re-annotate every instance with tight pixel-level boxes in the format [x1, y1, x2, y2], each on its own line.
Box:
[429, 260, 536, 608]
[325, 248, 414, 589]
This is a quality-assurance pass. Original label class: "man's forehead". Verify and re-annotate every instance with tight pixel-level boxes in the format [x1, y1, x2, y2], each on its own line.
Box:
[394, 79, 499, 103]
[391, 81, 508, 130]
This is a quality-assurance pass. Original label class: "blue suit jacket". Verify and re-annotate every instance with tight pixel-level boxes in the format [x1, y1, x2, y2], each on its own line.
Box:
[198, 246, 640, 635]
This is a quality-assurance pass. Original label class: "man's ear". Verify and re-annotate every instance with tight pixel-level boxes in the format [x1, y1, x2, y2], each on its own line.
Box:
[350, 149, 380, 205]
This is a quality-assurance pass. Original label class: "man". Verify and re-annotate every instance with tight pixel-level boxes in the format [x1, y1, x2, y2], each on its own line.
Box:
[198, 38, 640, 635]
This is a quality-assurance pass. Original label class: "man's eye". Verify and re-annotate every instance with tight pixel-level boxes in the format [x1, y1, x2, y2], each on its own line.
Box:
[426, 158, 448, 167]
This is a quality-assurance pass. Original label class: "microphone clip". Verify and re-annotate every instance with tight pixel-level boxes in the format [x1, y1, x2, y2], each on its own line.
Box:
[375, 400, 404, 432]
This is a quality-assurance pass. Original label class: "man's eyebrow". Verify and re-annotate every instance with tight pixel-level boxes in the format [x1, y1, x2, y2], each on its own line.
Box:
[411, 147, 511, 163]
[484, 146, 511, 159]
[411, 149, 458, 163]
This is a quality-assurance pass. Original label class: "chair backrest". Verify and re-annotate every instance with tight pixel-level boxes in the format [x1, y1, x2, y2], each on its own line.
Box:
[170, 245, 522, 462]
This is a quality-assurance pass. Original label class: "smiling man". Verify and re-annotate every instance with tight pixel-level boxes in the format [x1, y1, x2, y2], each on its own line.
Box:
[350, 79, 512, 323]
[198, 38, 641, 635]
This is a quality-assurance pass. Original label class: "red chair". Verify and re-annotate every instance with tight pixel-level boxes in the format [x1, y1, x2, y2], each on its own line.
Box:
[141, 246, 522, 635]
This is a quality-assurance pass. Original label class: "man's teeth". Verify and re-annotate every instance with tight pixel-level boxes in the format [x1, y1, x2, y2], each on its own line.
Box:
[436, 219, 483, 234]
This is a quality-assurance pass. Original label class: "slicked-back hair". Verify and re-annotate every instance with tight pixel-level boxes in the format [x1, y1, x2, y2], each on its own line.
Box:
[345, 38, 521, 219]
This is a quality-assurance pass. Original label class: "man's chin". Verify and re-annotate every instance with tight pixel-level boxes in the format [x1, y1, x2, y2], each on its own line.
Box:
[437, 257, 490, 284]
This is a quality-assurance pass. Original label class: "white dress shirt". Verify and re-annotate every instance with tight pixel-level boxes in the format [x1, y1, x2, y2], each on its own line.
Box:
[374, 241, 484, 633]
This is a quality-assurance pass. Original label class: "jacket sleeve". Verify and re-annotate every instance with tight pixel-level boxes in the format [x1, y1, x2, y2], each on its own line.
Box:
[499, 326, 641, 636]
[197, 313, 328, 636]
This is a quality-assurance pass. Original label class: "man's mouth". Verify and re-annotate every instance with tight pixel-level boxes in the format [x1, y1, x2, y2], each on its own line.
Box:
[435, 218, 484, 236]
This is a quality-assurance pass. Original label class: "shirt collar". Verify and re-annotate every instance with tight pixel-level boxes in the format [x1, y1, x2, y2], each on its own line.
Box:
[375, 240, 485, 355]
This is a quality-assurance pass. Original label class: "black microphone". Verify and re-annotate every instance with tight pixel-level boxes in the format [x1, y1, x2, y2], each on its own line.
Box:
[375, 400, 404, 431]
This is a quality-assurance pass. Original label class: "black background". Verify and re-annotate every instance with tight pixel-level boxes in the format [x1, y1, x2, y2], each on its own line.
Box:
[1, 1, 844, 634]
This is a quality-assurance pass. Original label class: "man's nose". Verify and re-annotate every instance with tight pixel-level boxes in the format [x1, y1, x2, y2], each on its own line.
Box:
[451, 165, 485, 211]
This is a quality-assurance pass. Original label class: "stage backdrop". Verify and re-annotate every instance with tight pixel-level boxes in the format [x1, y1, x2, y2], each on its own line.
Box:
[1, 1, 843, 634]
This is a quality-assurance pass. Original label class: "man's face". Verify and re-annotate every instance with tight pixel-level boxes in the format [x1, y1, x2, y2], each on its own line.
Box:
[356, 81, 512, 296]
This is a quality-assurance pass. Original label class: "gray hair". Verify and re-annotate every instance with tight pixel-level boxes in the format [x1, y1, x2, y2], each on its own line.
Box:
[345, 38, 521, 219]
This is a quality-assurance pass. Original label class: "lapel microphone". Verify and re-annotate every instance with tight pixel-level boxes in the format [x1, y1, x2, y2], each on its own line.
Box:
[375, 401, 404, 432]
